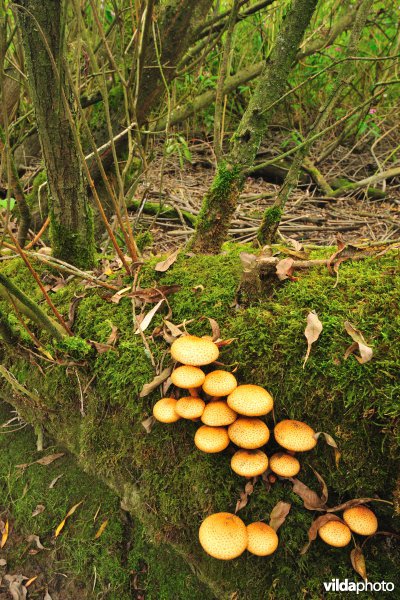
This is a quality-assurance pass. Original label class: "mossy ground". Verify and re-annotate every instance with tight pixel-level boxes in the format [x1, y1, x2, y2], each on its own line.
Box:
[0, 243, 399, 598]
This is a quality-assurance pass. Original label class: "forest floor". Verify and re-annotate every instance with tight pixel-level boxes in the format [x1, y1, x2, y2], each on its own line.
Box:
[131, 141, 400, 253]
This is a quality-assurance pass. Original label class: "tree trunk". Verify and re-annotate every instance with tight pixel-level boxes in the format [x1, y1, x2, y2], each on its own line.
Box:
[15, 0, 95, 269]
[190, 0, 319, 254]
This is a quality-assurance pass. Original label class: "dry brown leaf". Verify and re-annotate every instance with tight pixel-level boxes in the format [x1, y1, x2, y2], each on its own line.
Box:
[303, 311, 323, 368]
[351, 546, 367, 580]
[32, 504, 45, 517]
[128, 285, 181, 303]
[301, 514, 343, 554]
[235, 480, 255, 513]
[94, 519, 109, 539]
[135, 300, 164, 334]
[0, 519, 9, 548]
[155, 249, 180, 272]
[44, 591, 53, 600]
[310, 468, 329, 505]
[49, 474, 63, 489]
[290, 478, 327, 511]
[141, 415, 156, 433]
[54, 500, 83, 537]
[89, 340, 115, 353]
[164, 320, 184, 338]
[36, 453, 65, 466]
[344, 321, 373, 364]
[25, 576, 37, 588]
[0, 558, 6, 566]
[276, 257, 295, 281]
[139, 366, 173, 398]
[314, 431, 341, 467]
[4, 574, 27, 600]
[67, 294, 85, 328]
[27, 534, 45, 550]
[208, 318, 221, 342]
[269, 501, 291, 531]
[325, 497, 392, 513]
[287, 238, 303, 252]
[107, 324, 118, 345]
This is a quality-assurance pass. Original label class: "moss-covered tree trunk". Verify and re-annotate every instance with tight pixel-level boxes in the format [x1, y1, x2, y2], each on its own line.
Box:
[15, 0, 95, 269]
[190, 0, 319, 254]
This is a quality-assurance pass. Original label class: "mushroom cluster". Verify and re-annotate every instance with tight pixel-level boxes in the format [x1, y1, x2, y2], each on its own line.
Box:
[318, 505, 378, 548]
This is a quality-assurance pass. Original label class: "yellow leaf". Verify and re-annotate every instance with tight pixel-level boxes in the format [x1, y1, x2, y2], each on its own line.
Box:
[104, 268, 113, 276]
[94, 519, 108, 539]
[0, 519, 8, 548]
[54, 501, 83, 537]
[25, 575, 38, 588]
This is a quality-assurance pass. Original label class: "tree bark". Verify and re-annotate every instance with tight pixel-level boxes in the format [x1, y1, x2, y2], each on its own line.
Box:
[190, 0, 319, 254]
[15, 0, 95, 269]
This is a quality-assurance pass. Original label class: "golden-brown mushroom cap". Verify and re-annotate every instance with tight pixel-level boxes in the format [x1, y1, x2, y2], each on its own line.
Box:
[269, 452, 300, 478]
[194, 426, 230, 453]
[227, 385, 273, 417]
[201, 401, 237, 426]
[231, 449, 268, 477]
[343, 506, 378, 536]
[171, 366, 206, 389]
[153, 398, 180, 423]
[318, 521, 351, 547]
[171, 335, 219, 366]
[199, 513, 248, 560]
[274, 419, 317, 452]
[175, 396, 205, 420]
[202, 370, 238, 397]
[228, 418, 270, 449]
[246, 522, 279, 556]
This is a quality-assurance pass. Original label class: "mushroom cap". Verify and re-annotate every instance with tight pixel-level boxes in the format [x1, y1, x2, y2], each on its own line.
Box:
[203, 370, 238, 397]
[199, 513, 248, 560]
[227, 385, 273, 417]
[171, 366, 205, 389]
[343, 506, 378, 536]
[274, 419, 317, 452]
[194, 426, 230, 453]
[228, 418, 270, 449]
[175, 396, 205, 420]
[201, 401, 237, 426]
[231, 449, 268, 477]
[171, 335, 219, 366]
[318, 521, 351, 547]
[269, 452, 300, 478]
[246, 522, 279, 556]
[153, 398, 180, 423]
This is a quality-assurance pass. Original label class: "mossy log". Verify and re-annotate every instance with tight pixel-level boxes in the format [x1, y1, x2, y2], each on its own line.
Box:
[0, 247, 399, 598]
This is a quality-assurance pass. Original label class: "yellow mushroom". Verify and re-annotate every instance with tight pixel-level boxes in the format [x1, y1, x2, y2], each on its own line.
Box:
[247, 522, 279, 556]
[201, 401, 237, 426]
[343, 506, 378, 536]
[227, 384, 273, 417]
[199, 513, 248, 560]
[274, 419, 317, 452]
[153, 398, 180, 423]
[318, 521, 351, 547]
[202, 370, 238, 397]
[231, 449, 268, 477]
[175, 396, 205, 420]
[171, 335, 219, 366]
[228, 417, 270, 449]
[194, 426, 230, 453]
[269, 452, 300, 478]
[171, 365, 205, 396]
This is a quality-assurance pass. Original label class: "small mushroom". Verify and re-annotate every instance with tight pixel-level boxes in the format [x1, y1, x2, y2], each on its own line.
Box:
[202, 370, 238, 397]
[246, 522, 279, 556]
[175, 396, 205, 420]
[343, 506, 378, 536]
[201, 401, 237, 426]
[199, 512, 248, 560]
[194, 426, 230, 453]
[171, 335, 219, 366]
[227, 385, 273, 417]
[318, 521, 351, 547]
[274, 419, 317, 452]
[228, 418, 270, 449]
[153, 398, 181, 423]
[269, 452, 300, 478]
[171, 366, 206, 396]
[231, 449, 268, 477]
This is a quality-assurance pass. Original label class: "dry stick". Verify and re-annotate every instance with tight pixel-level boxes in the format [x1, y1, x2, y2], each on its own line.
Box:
[12, 4, 131, 276]
[214, 0, 240, 162]
[2, 219, 72, 335]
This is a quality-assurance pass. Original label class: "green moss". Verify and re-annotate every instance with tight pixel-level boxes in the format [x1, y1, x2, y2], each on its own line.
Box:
[0, 246, 399, 598]
[257, 205, 283, 244]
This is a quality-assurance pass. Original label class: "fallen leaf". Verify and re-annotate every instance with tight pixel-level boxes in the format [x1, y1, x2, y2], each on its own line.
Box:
[310, 468, 329, 505]
[44, 590, 53, 600]
[141, 415, 156, 433]
[235, 479, 255, 513]
[207, 318, 221, 341]
[287, 238, 303, 252]
[290, 478, 327, 511]
[303, 311, 323, 368]
[4, 574, 27, 600]
[344, 321, 373, 364]
[27, 535, 45, 550]
[269, 501, 291, 531]
[128, 285, 181, 303]
[314, 431, 341, 467]
[0, 558, 6, 566]
[55, 501, 83, 537]
[139, 366, 173, 397]
[276, 257, 295, 281]
[67, 294, 85, 328]
[88, 340, 115, 353]
[49, 474, 63, 489]
[351, 546, 367, 580]
[94, 519, 108, 539]
[325, 497, 392, 513]
[107, 324, 118, 345]
[32, 504, 45, 517]
[135, 299, 164, 334]
[301, 514, 343, 554]
[25, 576, 37, 588]
[154, 249, 179, 272]
[36, 453, 65, 466]
[163, 320, 184, 338]
[0, 520, 9, 548]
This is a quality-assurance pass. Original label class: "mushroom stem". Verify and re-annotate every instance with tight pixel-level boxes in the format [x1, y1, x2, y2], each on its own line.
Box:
[189, 387, 201, 397]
